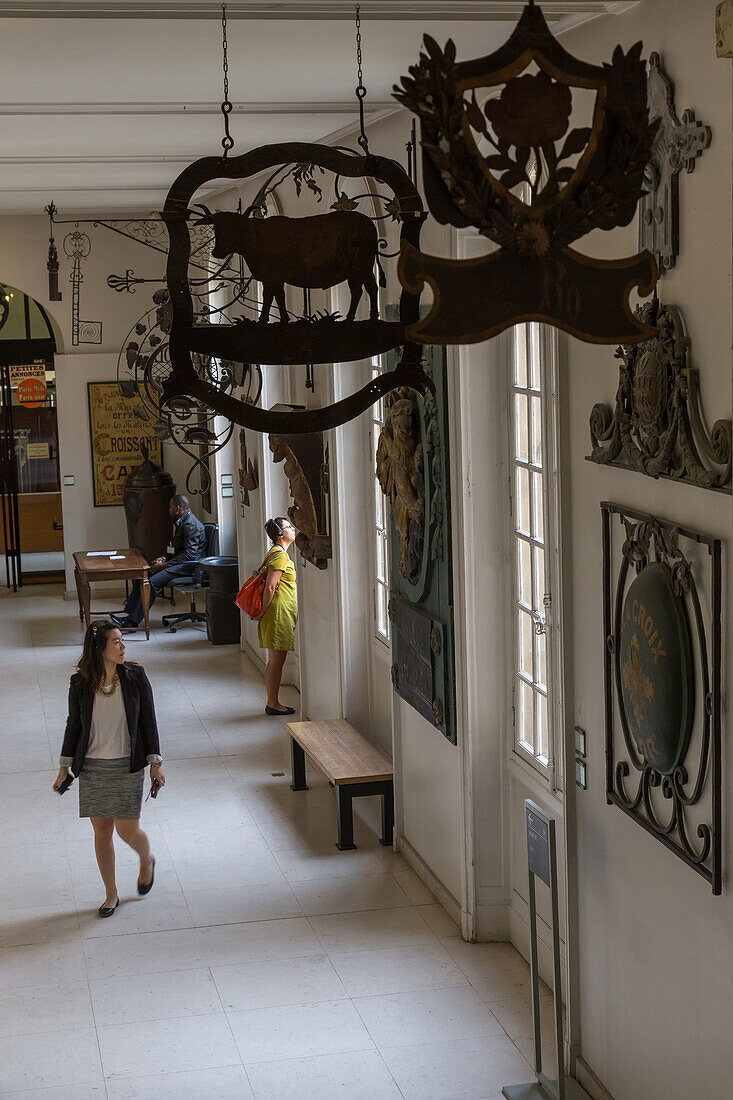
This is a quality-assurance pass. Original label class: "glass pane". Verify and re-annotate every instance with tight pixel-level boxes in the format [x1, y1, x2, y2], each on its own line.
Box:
[533, 544, 545, 614]
[536, 691, 548, 759]
[535, 626, 547, 690]
[514, 326, 528, 387]
[532, 471, 545, 541]
[519, 609, 533, 678]
[518, 678, 535, 752]
[377, 531, 387, 582]
[514, 393, 529, 460]
[517, 538, 532, 607]
[377, 587, 387, 636]
[515, 466, 530, 534]
[529, 324, 541, 389]
[530, 395, 543, 466]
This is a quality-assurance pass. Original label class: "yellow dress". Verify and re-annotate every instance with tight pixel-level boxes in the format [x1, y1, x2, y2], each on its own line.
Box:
[257, 546, 298, 652]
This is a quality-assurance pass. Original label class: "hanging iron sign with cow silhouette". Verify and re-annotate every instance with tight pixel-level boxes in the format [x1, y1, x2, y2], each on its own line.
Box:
[162, 144, 431, 435]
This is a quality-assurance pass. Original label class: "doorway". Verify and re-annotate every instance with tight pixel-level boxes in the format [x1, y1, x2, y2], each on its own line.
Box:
[0, 283, 62, 589]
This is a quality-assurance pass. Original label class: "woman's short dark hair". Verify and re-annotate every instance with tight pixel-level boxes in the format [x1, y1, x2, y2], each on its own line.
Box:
[77, 620, 123, 690]
[265, 516, 290, 543]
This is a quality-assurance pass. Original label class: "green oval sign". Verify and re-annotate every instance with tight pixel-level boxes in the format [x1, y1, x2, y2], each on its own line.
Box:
[618, 561, 694, 775]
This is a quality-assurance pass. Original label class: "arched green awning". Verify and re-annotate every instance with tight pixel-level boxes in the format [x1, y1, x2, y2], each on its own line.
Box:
[0, 284, 57, 365]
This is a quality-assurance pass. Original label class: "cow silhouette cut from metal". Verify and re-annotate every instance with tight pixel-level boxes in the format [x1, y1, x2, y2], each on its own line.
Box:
[192, 206, 385, 324]
[393, 0, 659, 346]
[162, 143, 431, 436]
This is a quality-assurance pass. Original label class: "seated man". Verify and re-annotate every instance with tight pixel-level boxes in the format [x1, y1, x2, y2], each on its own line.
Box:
[112, 494, 207, 628]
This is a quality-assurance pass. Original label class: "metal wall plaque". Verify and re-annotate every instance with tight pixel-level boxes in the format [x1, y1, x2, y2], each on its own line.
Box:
[525, 805, 551, 888]
[602, 503, 723, 894]
[390, 596, 436, 727]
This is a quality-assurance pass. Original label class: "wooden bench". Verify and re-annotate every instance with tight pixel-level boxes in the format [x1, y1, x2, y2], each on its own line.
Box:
[286, 719, 394, 851]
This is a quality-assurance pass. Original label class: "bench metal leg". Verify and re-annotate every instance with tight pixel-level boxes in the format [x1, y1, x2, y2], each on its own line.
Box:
[336, 786, 357, 851]
[380, 783, 394, 847]
[290, 738, 309, 792]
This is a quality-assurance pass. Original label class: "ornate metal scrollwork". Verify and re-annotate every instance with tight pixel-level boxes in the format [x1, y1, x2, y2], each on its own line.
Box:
[602, 502, 722, 894]
[639, 52, 712, 275]
[588, 302, 731, 491]
[268, 413, 331, 570]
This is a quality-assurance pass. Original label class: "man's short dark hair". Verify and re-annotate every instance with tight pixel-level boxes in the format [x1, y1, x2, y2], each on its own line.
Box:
[172, 494, 190, 509]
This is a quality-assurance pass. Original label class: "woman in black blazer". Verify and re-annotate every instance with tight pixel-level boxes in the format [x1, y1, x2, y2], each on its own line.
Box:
[52, 620, 166, 917]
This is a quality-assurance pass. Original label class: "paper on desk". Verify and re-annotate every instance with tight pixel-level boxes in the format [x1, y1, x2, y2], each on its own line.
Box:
[110, 555, 126, 560]
[85, 551, 118, 556]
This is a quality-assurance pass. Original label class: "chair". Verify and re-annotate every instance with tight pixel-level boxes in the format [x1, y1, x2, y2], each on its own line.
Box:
[161, 523, 219, 634]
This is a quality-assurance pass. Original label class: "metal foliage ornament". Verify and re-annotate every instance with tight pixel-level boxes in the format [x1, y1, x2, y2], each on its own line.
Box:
[602, 503, 722, 894]
[639, 53, 712, 276]
[588, 302, 732, 491]
[393, 0, 659, 346]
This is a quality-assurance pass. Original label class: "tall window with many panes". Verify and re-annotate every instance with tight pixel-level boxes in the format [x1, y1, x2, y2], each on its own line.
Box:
[371, 357, 390, 643]
[510, 322, 554, 771]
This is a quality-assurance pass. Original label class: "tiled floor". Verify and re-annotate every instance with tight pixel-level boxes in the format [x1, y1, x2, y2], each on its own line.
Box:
[0, 585, 544, 1098]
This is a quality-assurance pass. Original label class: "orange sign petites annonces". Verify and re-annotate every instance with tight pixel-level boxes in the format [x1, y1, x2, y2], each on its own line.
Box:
[16, 378, 48, 408]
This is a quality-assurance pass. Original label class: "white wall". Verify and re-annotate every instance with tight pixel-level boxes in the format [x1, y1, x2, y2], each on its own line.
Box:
[562, 4, 733, 1096]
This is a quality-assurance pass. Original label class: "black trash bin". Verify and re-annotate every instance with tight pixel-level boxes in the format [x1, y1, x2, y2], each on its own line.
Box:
[200, 556, 240, 645]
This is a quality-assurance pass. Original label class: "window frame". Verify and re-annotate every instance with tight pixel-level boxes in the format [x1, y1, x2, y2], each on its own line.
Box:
[369, 353, 391, 648]
[507, 322, 563, 788]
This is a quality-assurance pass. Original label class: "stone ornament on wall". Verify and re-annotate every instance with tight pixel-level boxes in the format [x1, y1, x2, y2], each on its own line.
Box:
[602, 503, 722, 894]
[639, 52, 712, 275]
[588, 302, 732, 492]
[376, 387, 425, 585]
[269, 412, 331, 570]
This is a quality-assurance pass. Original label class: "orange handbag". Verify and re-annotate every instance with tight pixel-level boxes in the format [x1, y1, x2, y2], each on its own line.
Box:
[235, 567, 266, 620]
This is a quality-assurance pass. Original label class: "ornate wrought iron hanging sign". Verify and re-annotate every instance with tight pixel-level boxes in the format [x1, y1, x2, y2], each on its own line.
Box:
[393, 0, 659, 346]
[588, 302, 732, 491]
[161, 4, 432, 436]
[602, 503, 722, 894]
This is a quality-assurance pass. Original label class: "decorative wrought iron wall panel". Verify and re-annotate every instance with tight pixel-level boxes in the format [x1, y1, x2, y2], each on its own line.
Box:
[602, 502, 722, 894]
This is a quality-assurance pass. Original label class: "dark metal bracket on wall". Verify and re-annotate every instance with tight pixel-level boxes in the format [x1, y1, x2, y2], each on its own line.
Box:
[602, 502, 722, 894]
[268, 405, 331, 570]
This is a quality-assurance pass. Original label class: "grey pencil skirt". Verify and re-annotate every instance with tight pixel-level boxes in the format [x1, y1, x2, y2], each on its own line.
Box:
[78, 757, 145, 819]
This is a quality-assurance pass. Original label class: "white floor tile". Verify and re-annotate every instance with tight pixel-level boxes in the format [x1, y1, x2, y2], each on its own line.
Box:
[245, 1049, 401, 1099]
[0, 1027, 103, 1092]
[97, 1013, 241, 1079]
[0, 1086, 106, 1100]
[185, 880, 302, 927]
[353, 985, 505, 1049]
[106, 1064, 254, 1099]
[172, 851, 286, 892]
[228, 999, 374, 1063]
[0, 938, 87, 992]
[82, 927, 205, 980]
[0, 979, 94, 1038]
[380, 1035, 534, 1099]
[330, 942, 467, 998]
[273, 845, 387, 882]
[0, 904, 80, 948]
[198, 916, 323, 967]
[212, 953, 347, 1011]
[442, 939, 535, 1001]
[291, 873, 412, 917]
[310, 906, 436, 954]
[90, 966, 223, 1027]
[417, 903, 461, 937]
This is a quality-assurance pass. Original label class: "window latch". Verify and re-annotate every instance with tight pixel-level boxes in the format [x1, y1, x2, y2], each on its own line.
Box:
[532, 593, 552, 635]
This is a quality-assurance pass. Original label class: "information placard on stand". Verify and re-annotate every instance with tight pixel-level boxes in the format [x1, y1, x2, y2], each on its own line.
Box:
[502, 800, 591, 1100]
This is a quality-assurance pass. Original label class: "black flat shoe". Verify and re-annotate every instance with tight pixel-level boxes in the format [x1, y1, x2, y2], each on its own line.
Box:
[98, 898, 120, 918]
[110, 613, 134, 628]
[265, 705, 296, 716]
[137, 856, 156, 896]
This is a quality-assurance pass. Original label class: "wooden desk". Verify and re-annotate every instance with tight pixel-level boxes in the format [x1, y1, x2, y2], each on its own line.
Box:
[73, 549, 151, 639]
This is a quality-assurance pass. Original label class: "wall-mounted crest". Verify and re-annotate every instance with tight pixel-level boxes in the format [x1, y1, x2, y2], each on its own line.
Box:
[639, 53, 712, 275]
[162, 145, 432, 435]
[588, 302, 731, 491]
[393, 0, 659, 346]
[602, 503, 722, 894]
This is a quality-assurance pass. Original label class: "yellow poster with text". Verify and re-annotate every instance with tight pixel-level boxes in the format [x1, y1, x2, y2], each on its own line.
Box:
[87, 382, 162, 507]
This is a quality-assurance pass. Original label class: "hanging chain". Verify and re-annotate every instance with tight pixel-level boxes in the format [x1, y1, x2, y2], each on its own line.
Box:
[354, 5, 369, 155]
[220, 4, 234, 157]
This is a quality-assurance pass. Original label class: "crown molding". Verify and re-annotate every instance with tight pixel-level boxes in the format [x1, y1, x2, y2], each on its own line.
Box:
[0, 101, 393, 116]
[0, 1, 638, 20]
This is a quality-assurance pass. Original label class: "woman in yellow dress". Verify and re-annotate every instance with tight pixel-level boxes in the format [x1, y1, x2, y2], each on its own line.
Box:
[258, 517, 298, 715]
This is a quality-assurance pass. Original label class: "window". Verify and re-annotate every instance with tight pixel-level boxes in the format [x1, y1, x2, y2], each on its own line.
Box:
[510, 322, 556, 772]
[371, 356, 390, 643]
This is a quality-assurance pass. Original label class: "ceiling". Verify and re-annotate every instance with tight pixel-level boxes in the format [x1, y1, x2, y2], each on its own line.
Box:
[0, 1, 637, 216]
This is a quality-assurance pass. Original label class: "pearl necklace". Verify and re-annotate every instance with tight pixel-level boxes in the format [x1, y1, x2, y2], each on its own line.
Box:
[99, 671, 119, 697]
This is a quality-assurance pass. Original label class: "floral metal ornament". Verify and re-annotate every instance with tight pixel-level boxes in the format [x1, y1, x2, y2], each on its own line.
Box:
[393, 0, 660, 346]
[588, 302, 732, 491]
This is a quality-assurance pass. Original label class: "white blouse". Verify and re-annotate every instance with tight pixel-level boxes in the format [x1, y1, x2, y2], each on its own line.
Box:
[86, 688, 131, 760]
